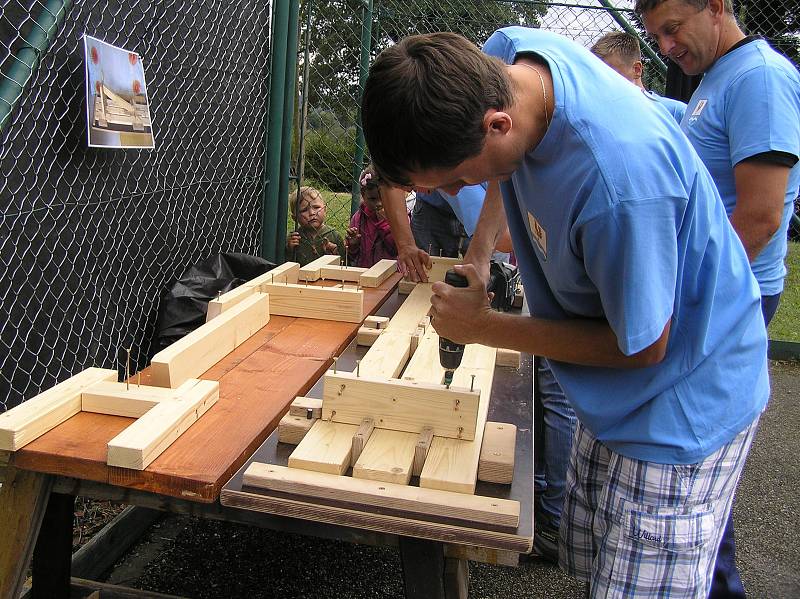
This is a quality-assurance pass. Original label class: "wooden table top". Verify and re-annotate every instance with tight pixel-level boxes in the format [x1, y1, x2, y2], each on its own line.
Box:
[12, 274, 402, 503]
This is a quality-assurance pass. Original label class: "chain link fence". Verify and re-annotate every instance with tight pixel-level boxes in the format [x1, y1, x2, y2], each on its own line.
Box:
[1, 0, 273, 410]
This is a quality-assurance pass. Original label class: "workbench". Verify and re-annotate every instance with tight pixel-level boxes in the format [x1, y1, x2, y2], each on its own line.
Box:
[0, 274, 534, 599]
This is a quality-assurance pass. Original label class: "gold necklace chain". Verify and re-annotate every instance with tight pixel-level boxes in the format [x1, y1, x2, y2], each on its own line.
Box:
[517, 62, 551, 129]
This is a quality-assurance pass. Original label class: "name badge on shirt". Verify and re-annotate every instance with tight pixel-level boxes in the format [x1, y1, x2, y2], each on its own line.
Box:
[527, 211, 547, 259]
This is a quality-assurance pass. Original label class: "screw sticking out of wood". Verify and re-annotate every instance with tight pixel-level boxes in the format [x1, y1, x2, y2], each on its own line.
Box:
[338, 384, 346, 396]
[471, 374, 476, 392]
[333, 357, 337, 373]
[356, 360, 360, 377]
[125, 348, 132, 391]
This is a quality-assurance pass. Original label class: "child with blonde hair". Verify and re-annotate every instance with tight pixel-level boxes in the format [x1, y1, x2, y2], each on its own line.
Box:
[287, 186, 345, 266]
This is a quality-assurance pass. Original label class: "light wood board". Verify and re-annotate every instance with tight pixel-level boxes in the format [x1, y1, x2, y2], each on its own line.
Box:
[298, 255, 341, 281]
[262, 283, 363, 323]
[319, 265, 368, 283]
[352, 428, 417, 485]
[206, 262, 299, 321]
[360, 259, 397, 288]
[288, 419, 358, 475]
[150, 293, 270, 388]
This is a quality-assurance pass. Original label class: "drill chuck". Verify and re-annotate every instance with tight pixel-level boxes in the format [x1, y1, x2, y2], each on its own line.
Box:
[439, 269, 468, 384]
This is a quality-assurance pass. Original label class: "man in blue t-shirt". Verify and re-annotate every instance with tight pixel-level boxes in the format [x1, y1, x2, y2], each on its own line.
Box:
[639, 1, 800, 596]
[590, 30, 687, 121]
[361, 27, 769, 598]
[411, 185, 484, 258]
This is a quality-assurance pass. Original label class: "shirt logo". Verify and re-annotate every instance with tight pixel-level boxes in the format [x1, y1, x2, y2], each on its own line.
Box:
[527, 211, 547, 259]
[688, 99, 707, 124]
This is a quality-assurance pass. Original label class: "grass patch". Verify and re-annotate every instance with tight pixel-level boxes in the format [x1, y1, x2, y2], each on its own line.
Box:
[769, 240, 799, 342]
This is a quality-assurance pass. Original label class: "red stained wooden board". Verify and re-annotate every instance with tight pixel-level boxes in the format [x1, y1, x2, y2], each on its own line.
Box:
[12, 274, 401, 502]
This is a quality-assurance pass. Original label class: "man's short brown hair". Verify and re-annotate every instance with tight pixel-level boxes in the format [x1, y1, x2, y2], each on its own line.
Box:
[591, 31, 641, 64]
[361, 32, 513, 187]
[634, 0, 733, 15]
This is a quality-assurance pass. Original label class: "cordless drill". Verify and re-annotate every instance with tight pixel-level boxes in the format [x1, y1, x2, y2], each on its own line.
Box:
[439, 269, 469, 388]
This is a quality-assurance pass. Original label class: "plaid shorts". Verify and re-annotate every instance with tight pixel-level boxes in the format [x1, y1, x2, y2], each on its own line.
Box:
[559, 417, 759, 598]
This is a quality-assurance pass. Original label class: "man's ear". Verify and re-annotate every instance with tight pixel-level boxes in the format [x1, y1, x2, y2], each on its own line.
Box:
[707, 0, 726, 17]
[484, 110, 512, 135]
[633, 60, 643, 79]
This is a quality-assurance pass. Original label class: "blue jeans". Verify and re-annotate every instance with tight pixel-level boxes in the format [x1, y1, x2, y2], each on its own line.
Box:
[534, 357, 577, 531]
[709, 292, 780, 599]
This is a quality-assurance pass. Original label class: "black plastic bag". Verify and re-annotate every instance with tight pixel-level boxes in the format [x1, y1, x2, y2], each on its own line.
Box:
[151, 253, 275, 357]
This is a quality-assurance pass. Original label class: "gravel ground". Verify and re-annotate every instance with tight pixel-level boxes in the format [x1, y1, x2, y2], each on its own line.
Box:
[97, 361, 799, 599]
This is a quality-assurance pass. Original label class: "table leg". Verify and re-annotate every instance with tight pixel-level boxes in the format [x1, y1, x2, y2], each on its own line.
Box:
[32, 492, 74, 598]
[399, 537, 469, 599]
[0, 467, 53, 599]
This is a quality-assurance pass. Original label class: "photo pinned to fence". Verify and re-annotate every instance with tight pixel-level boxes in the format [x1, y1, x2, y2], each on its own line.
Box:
[83, 34, 155, 149]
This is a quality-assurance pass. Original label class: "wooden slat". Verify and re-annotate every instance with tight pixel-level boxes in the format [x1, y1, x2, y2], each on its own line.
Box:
[360, 259, 397, 288]
[298, 255, 341, 281]
[356, 331, 412, 379]
[385, 283, 432, 334]
[288, 419, 358, 475]
[478, 422, 516, 484]
[206, 262, 301, 321]
[496, 349, 521, 369]
[426, 256, 461, 282]
[398, 280, 416, 295]
[150, 293, 270, 388]
[356, 326, 383, 347]
[277, 413, 315, 445]
[363, 315, 390, 329]
[412, 427, 435, 477]
[81, 380, 199, 418]
[319, 265, 368, 283]
[353, 429, 417, 485]
[403, 326, 446, 384]
[107, 380, 219, 470]
[262, 283, 363, 323]
[288, 396, 323, 419]
[241, 463, 519, 530]
[420, 344, 497, 494]
[0, 368, 118, 451]
[322, 372, 480, 440]
[350, 418, 375, 466]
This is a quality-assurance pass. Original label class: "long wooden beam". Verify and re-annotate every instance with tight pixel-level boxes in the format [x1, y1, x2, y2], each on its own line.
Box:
[80, 380, 202, 418]
[319, 265, 368, 283]
[106, 380, 219, 470]
[0, 368, 118, 451]
[298, 255, 341, 281]
[206, 262, 299, 321]
[242, 463, 520, 530]
[360, 259, 397, 288]
[262, 282, 363, 323]
[322, 372, 480, 440]
[150, 293, 270, 388]
[288, 419, 357, 475]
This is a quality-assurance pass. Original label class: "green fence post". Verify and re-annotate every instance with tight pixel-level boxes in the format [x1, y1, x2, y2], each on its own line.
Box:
[275, 0, 302, 263]
[0, 0, 72, 133]
[351, 0, 374, 216]
[261, 0, 291, 262]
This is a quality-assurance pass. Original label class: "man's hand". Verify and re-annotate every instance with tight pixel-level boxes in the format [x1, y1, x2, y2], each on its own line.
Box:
[287, 231, 300, 249]
[397, 243, 432, 282]
[430, 263, 494, 345]
[346, 227, 361, 249]
[323, 240, 338, 254]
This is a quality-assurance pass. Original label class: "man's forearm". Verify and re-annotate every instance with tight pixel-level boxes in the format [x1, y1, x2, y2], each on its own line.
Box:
[463, 182, 507, 276]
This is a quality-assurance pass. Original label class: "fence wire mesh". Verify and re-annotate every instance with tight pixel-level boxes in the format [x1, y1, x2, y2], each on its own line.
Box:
[1, 0, 272, 410]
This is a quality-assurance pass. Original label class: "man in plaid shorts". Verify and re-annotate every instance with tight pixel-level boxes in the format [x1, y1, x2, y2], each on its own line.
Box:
[361, 26, 769, 597]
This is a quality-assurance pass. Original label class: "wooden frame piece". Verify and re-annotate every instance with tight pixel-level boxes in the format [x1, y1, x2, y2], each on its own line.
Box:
[288, 420, 358, 475]
[360, 259, 397, 288]
[350, 418, 375, 466]
[288, 396, 323, 420]
[242, 463, 520, 531]
[496, 349, 521, 369]
[319, 265, 368, 283]
[0, 368, 117, 451]
[107, 380, 219, 470]
[151, 293, 270, 388]
[363, 315, 390, 329]
[426, 256, 461, 282]
[352, 428, 417, 485]
[298, 255, 341, 281]
[278, 413, 316, 445]
[477, 422, 517, 485]
[322, 372, 480, 440]
[262, 282, 364, 323]
[206, 262, 299, 321]
[356, 326, 383, 347]
[412, 427, 435, 477]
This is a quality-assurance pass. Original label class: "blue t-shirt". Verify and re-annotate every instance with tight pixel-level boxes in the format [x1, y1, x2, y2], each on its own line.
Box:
[483, 27, 768, 464]
[643, 89, 687, 122]
[681, 39, 800, 295]
[416, 184, 485, 235]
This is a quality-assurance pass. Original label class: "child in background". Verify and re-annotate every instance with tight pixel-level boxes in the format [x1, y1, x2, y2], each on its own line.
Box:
[346, 166, 398, 267]
[286, 186, 346, 266]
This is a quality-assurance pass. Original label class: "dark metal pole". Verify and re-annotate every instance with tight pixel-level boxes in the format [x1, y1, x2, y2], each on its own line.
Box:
[351, 0, 374, 216]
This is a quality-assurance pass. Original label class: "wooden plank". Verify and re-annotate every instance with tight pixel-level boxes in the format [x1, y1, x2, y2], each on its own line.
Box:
[360, 259, 397, 288]
[478, 422, 516, 484]
[150, 293, 270, 388]
[288, 396, 323, 419]
[80, 380, 198, 418]
[0, 368, 118, 451]
[420, 344, 497, 494]
[262, 283, 363, 323]
[107, 380, 219, 470]
[277, 413, 315, 445]
[496, 349, 521, 369]
[353, 428, 417, 485]
[299, 255, 341, 281]
[350, 418, 375, 466]
[322, 372, 480, 440]
[206, 263, 301, 321]
[364, 315, 390, 329]
[288, 419, 358, 475]
[398, 280, 417, 295]
[357, 331, 412, 379]
[426, 256, 461, 283]
[0, 468, 53, 599]
[412, 427, 435, 477]
[385, 283, 432, 334]
[403, 326, 446, 384]
[319, 265, 368, 283]
[356, 326, 383, 347]
[241, 463, 519, 530]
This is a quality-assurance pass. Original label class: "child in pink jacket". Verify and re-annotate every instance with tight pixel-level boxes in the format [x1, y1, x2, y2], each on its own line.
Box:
[346, 165, 398, 267]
